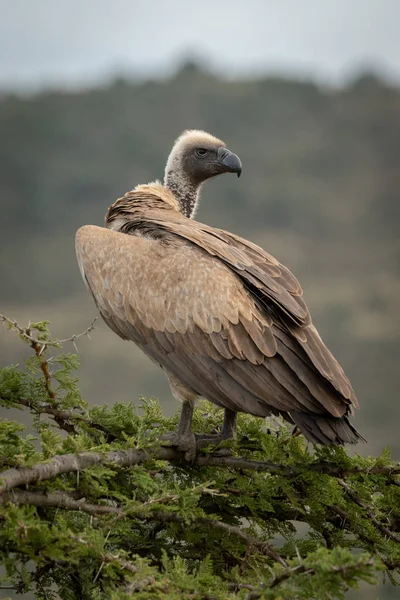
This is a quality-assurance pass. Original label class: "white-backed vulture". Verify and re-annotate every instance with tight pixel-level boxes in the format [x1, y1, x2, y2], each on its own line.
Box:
[76, 130, 364, 458]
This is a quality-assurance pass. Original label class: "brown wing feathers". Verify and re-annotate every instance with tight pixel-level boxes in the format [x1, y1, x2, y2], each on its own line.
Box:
[132, 213, 310, 326]
[136, 212, 356, 404]
[76, 182, 363, 446]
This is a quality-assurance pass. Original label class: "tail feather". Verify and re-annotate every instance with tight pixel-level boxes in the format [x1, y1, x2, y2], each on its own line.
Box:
[290, 411, 365, 446]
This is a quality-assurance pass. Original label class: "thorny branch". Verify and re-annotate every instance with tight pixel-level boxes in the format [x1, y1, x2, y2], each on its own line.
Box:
[1, 446, 399, 495]
[268, 559, 374, 588]
[194, 455, 400, 478]
[0, 446, 156, 494]
[30, 336, 58, 409]
[0, 489, 287, 566]
[1, 313, 98, 430]
[227, 557, 376, 600]
[70, 533, 140, 575]
[0, 313, 98, 353]
[1, 445, 399, 566]
[327, 503, 400, 571]
[0, 490, 381, 593]
[1, 313, 399, 594]
[338, 479, 400, 544]
[1, 395, 116, 441]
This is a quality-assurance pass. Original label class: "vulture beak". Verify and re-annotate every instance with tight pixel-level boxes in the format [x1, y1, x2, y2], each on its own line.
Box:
[217, 147, 242, 177]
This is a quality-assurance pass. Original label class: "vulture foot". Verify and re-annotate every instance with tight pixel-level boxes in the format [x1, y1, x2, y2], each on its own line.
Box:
[160, 400, 197, 460]
[195, 433, 234, 456]
[160, 431, 233, 458]
[160, 405, 238, 460]
[194, 410, 237, 455]
[160, 431, 198, 461]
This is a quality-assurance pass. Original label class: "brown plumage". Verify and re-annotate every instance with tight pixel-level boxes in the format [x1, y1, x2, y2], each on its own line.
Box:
[76, 130, 364, 455]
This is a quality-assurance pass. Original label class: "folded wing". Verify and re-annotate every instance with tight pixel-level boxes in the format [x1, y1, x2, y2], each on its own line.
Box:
[121, 210, 358, 408]
[76, 196, 361, 447]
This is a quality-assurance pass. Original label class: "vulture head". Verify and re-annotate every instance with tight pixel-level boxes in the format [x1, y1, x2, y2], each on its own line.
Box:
[164, 130, 242, 218]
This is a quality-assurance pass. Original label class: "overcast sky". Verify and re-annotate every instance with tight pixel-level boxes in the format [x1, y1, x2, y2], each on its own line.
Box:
[1, 0, 399, 91]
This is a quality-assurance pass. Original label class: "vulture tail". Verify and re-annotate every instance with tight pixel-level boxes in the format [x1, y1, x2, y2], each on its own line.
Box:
[290, 412, 366, 446]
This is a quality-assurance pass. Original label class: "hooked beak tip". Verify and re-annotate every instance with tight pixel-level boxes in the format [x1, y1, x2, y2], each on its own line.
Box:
[218, 147, 242, 177]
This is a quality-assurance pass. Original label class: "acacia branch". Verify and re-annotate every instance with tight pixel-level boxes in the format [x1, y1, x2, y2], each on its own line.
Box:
[0, 446, 156, 494]
[0, 489, 286, 566]
[0, 313, 98, 351]
[1, 313, 97, 429]
[195, 455, 400, 478]
[69, 534, 139, 575]
[1, 447, 398, 568]
[228, 557, 376, 600]
[1, 445, 399, 496]
[143, 511, 287, 566]
[2, 396, 116, 441]
[29, 331, 58, 406]
[338, 479, 400, 544]
[328, 504, 400, 571]
[0, 490, 120, 514]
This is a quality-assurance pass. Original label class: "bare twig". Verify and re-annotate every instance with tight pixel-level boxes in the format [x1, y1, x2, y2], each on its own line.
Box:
[29, 334, 58, 403]
[0, 313, 98, 351]
[55, 317, 98, 349]
[1, 314, 48, 348]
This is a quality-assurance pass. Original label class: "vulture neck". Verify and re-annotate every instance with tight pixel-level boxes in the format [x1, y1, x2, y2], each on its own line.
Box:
[164, 169, 202, 219]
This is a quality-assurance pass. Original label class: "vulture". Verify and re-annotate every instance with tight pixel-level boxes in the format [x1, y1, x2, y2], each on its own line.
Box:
[76, 130, 364, 458]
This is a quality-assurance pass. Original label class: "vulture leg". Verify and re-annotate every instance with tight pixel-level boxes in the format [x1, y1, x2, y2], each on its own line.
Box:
[162, 374, 237, 459]
[160, 375, 199, 460]
[161, 403, 237, 459]
[196, 408, 237, 440]
[222, 408, 237, 439]
[160, 401, 197, 461]
[196, 409, 237, 455]
[161, 402, 196, 460]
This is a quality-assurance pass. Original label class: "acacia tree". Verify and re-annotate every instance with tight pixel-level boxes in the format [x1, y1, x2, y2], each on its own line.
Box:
[0, 315, 399, 600]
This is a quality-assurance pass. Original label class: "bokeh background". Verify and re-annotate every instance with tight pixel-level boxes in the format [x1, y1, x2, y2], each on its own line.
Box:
[0, 2, 399, 598]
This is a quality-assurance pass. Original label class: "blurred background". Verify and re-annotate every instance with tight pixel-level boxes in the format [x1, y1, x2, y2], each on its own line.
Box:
[0, 1, 399, 597]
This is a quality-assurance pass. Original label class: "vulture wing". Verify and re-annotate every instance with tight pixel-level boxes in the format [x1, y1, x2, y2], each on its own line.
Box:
[76, 195, 361, 445]
[126, 211, 357, 406]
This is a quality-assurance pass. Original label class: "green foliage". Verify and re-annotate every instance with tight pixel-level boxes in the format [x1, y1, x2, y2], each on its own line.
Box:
[0, 318, 399, 599]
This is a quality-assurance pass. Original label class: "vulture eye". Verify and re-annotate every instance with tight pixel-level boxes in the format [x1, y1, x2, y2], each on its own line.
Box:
[196, 148, 208, 157]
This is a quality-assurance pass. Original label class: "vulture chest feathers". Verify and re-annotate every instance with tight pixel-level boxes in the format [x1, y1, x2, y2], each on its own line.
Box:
[76, 176, 363, 446]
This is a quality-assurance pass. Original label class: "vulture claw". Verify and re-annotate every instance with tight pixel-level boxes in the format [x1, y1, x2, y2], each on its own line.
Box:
[195, 434, 234, 456]
[160, 431, 235, 460]
[160, 431, 198, 461]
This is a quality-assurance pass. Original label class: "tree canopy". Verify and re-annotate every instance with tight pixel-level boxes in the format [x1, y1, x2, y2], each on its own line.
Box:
[0, 316, 399, 599]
